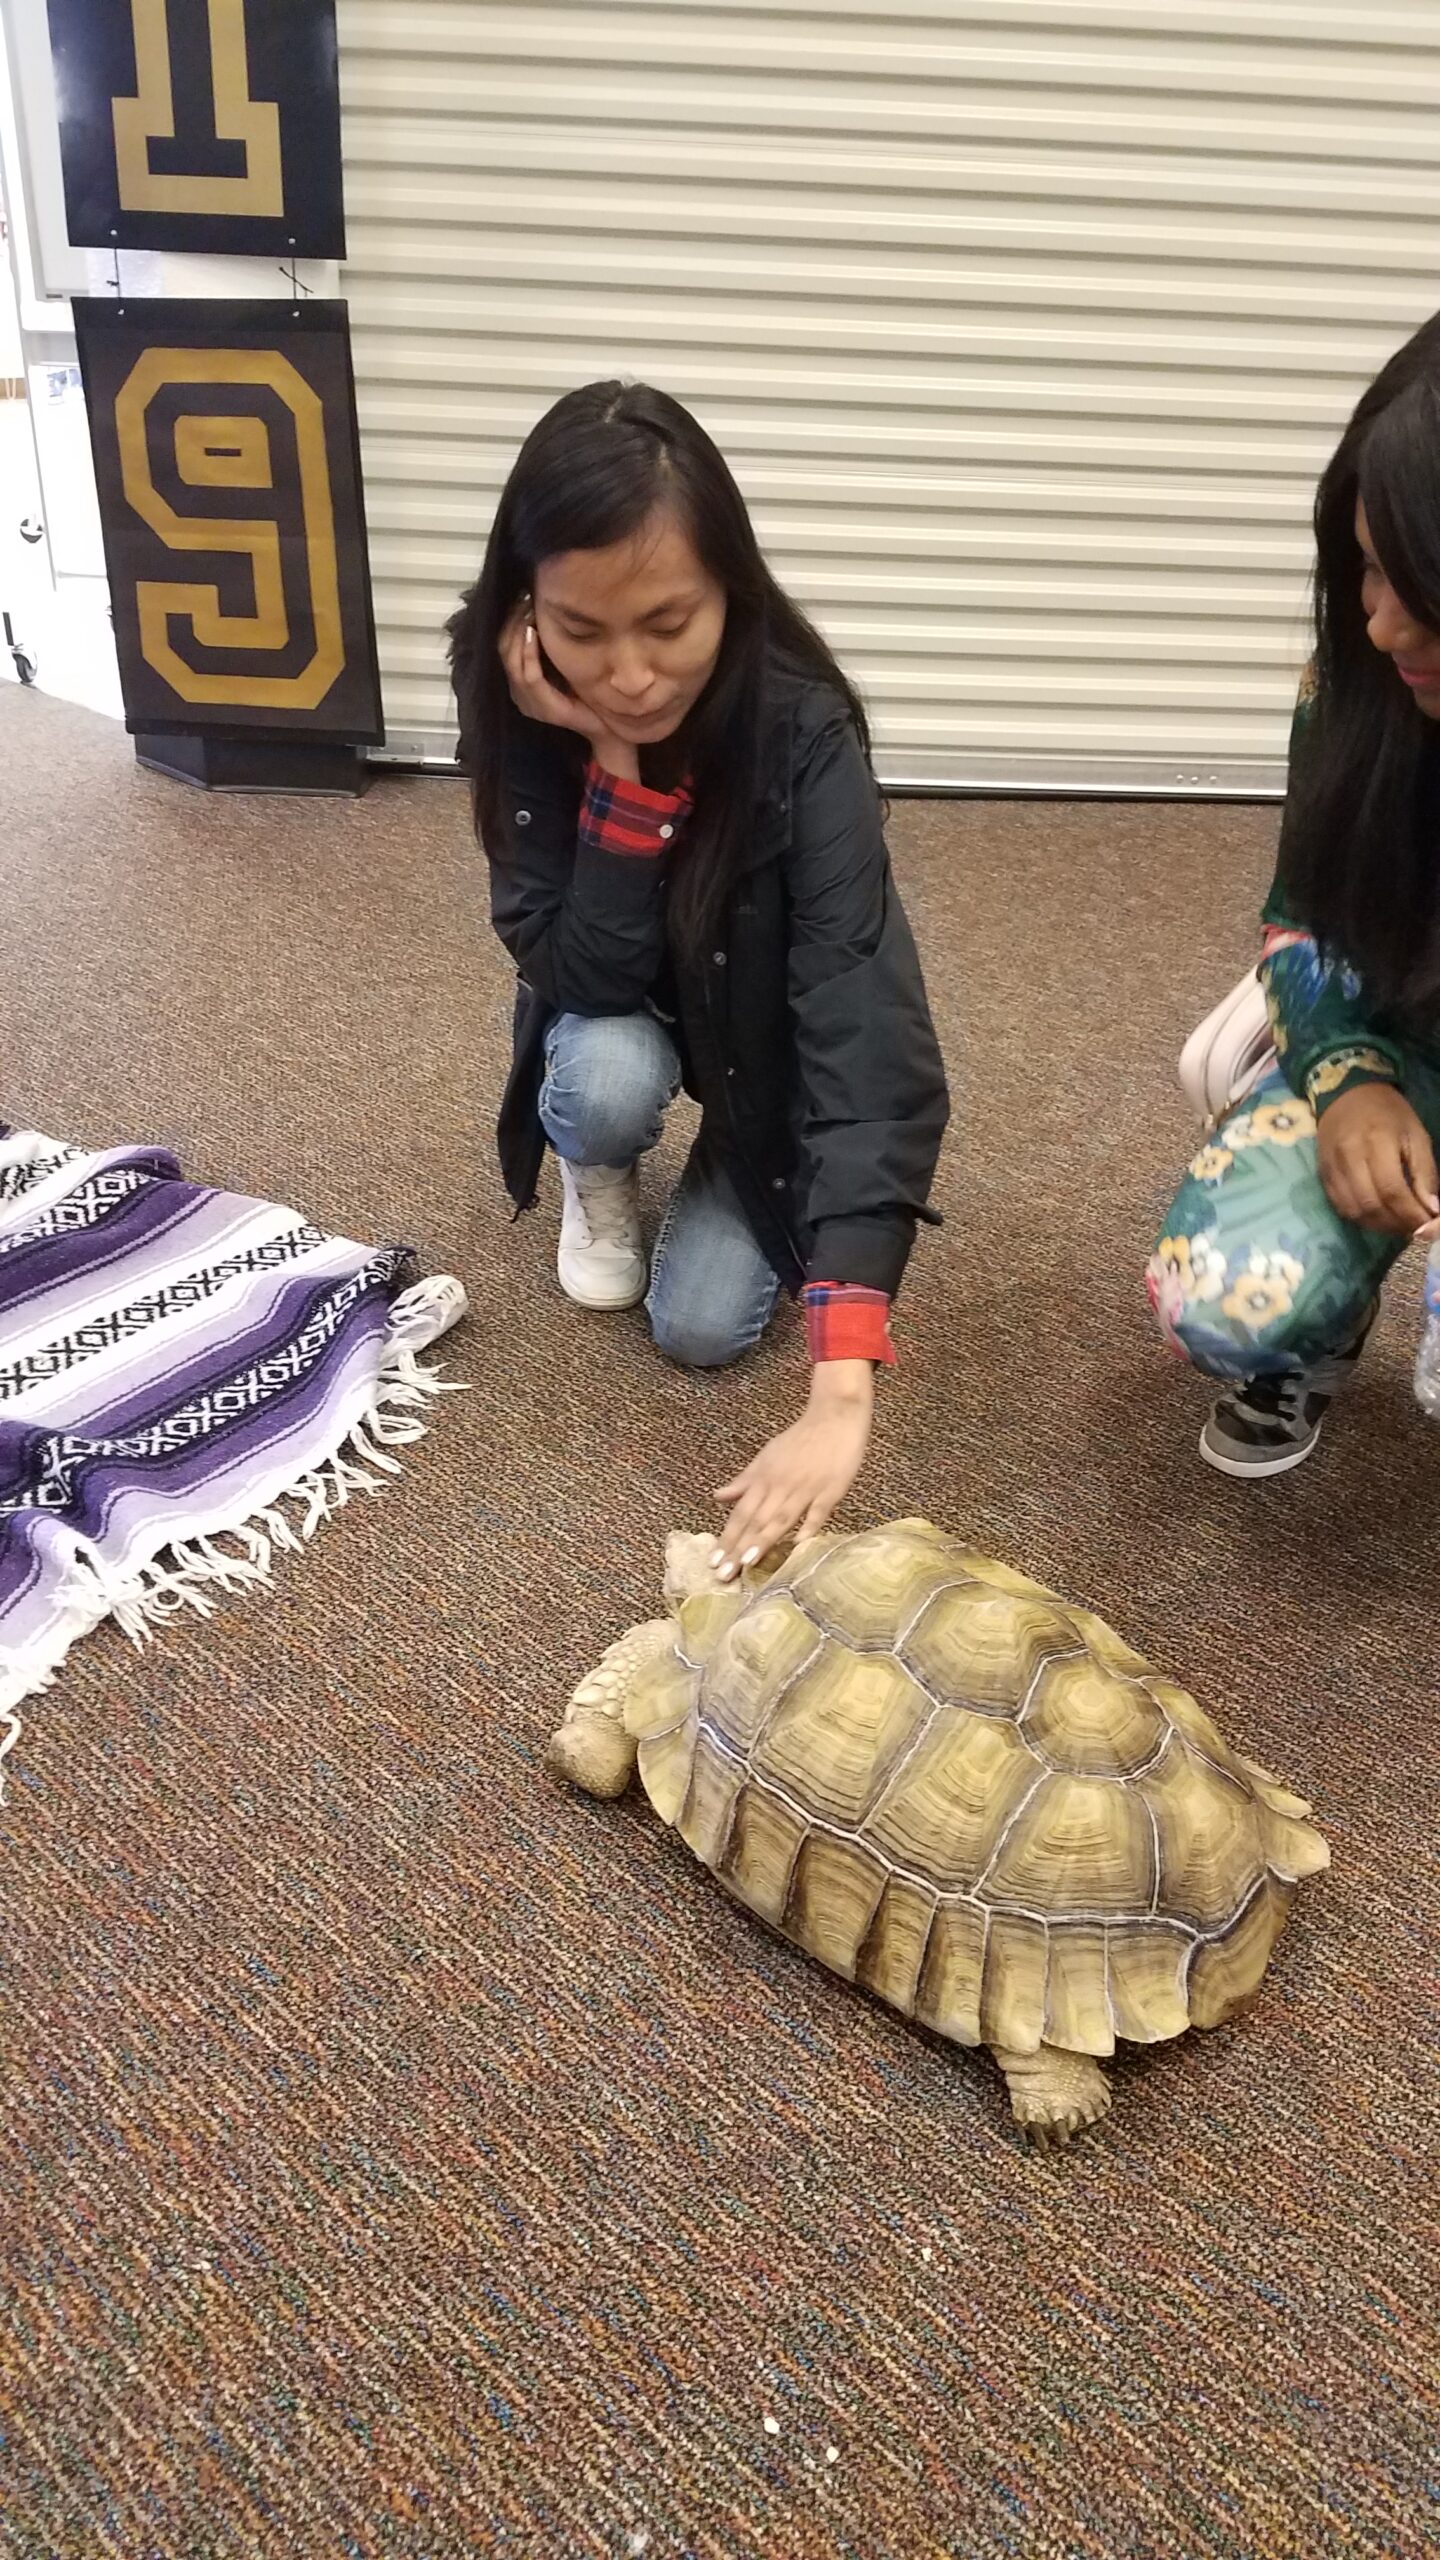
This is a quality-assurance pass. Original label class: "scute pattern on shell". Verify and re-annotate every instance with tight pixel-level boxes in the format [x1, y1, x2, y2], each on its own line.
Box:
[662, 1521, 1326, 2059]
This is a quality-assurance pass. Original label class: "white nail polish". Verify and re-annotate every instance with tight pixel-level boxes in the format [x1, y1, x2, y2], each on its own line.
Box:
[742, 1546, 761, 1566]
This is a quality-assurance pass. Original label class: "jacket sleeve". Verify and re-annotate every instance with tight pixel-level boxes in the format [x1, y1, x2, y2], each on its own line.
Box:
[785, 711, 950, 1295]
[485, 726, 679, 1017]
[1259, 689, 1403, 1117]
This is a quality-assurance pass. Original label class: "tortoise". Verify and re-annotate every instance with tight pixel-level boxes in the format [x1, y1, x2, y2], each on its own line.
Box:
[545, 1518, 1329, 2142]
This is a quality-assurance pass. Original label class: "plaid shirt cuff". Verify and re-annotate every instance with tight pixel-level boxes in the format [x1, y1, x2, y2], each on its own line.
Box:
[580, 761, 693, 859]
[803, 1283, 896, 1367]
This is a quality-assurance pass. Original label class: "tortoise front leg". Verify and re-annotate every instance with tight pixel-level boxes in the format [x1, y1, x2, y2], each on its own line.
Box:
[991, 2043, 1113, 2148]
[544, 1621, 674, 1798]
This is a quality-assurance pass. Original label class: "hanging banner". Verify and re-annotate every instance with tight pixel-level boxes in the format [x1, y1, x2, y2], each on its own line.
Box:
[73, 297, 382, 742]
[46, 1, 345, 259]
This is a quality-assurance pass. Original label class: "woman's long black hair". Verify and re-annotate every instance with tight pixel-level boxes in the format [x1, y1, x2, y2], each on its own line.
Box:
[1279, 311, 1440, 1013]
[447, 381, 872, 952]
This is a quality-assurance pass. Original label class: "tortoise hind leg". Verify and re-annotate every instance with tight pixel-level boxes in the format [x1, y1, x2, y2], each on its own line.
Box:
[991, 2043, 1112, 2148]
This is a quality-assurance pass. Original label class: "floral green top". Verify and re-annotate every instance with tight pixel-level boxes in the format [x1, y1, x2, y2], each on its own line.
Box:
[1259, 685, 1417, 1119]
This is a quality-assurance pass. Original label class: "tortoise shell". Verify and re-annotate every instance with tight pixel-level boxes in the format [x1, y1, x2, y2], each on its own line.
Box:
[624, 1520, 1327, 2058]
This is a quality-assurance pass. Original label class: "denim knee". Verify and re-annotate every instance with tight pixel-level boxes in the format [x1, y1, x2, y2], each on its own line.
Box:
[648, 1298, 767, 1370]
[540, 1011, 678, 1167]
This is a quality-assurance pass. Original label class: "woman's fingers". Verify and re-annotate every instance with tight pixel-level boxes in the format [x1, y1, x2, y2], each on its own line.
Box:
[726, 1475, 838, 1570]
[1349, 1184, 1403, 1234]
[715, 1400, 871, 1581]
[741, 1507, 801, 1565]
[1331, 1137, 1402, 1233]
[720, 1496, 794, 1575]
[1321, 1091, 1439, 1235]
[713, 1470, 809, 1578]
[1364, 1135, 1429, 1232]
[499, 612, 530, 710]
[1370, 1155, 1419, 1229]
[1318, 1152, 1355, 1222]
[516, 622, 543, 703]
[1402, 1125, 1440, 1220]
[711, 1489, 765, 1574]
[499, 604, 555, 721]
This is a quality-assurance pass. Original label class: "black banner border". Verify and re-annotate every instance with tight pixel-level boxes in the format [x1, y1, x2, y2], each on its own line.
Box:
[73, 296, 384, 748]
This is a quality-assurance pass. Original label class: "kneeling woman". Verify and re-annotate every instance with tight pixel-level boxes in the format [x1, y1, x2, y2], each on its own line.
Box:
[450, 382, 948, 1570]
[1150, 311, 1440, 1476]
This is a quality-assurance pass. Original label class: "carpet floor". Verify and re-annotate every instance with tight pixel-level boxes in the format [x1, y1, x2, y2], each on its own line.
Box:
[1, 686, 1435, 2560]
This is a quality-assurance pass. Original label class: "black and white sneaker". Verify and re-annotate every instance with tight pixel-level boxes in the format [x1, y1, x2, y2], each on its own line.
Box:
[1199, 1314, 1374, 1480]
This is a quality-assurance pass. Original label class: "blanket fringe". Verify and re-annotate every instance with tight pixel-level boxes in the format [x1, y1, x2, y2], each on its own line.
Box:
[94, 1341, 466, 1650]
[0, 1303, 468, 1779]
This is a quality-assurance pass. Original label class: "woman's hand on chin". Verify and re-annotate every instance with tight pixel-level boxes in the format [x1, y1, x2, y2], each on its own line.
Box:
[499, 603, 641, 780]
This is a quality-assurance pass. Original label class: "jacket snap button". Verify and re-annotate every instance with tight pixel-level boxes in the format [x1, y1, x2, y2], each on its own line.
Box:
[712, 951, 727, 967]
[515, 808, 532, 826]
[658, 822, 674, 841]
[771, 1177, 785, 1191]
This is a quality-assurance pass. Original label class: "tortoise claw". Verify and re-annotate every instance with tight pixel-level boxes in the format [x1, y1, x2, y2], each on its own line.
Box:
[994, 2046, 1112, 2146]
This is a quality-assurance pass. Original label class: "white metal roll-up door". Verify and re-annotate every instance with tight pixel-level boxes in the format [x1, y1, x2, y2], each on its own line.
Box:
[336, 1, 1440, 788]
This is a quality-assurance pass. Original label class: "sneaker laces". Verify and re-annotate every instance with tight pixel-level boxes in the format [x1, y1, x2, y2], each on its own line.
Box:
[386, 1272, 470, 1351]
[568, 1163, 639, 1249]
[1229, 1308, 1374, 1428]
[1230, 1373, 1309, 1430]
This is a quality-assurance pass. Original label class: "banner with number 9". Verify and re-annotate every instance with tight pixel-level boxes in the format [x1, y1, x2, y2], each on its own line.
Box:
[74, 298, 382, 743]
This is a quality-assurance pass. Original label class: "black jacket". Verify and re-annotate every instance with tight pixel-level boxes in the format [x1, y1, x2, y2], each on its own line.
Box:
[481, 660, 949, 1300]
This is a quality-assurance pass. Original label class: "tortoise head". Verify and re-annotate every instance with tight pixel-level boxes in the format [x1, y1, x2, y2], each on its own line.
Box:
[662, 1530, 729, 1608]
[661, 1528, 783, 1667]
[663, 1530, 790, 1609]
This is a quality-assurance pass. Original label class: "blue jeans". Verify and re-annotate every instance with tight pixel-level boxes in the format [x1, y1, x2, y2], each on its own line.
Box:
[539, 1011, 781, 1369]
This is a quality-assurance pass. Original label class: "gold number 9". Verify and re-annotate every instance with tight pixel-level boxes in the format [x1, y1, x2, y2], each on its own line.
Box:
[114, 347, 345, 711]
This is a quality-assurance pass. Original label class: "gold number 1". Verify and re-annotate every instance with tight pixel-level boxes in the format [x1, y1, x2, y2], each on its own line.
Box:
[112, 0, 283, 218]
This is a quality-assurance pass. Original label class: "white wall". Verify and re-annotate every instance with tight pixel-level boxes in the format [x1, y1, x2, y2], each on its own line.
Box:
[0, 221, 20, 372]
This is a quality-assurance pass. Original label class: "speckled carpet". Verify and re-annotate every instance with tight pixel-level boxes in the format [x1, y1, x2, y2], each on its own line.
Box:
[1, 686, 1435, 2560]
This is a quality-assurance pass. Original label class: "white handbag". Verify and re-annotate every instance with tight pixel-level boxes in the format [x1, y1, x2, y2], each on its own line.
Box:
[1178, 969, 1276, 1126]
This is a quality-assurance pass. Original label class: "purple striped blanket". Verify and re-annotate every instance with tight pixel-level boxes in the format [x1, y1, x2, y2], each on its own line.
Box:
[0, 1128, 466, 1787]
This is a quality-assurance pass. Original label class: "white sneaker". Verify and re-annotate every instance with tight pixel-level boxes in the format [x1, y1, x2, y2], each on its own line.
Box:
[386, 1272, 470, 1351]
[556, 1160, 647, 1310]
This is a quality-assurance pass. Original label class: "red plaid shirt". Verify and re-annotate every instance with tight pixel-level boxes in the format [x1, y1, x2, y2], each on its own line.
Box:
[802, 1281, 896, 1367]
[584, 761, 897, 1368]
[581, 758, 693, 857]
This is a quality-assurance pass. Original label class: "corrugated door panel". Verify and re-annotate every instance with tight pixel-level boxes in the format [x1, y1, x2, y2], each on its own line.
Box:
[337, 0, 1440, 783]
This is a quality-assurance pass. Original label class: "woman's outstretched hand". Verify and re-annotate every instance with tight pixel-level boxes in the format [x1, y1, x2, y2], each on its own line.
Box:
[499, 602, 640, 779]
[712, 1361, 875, 1580]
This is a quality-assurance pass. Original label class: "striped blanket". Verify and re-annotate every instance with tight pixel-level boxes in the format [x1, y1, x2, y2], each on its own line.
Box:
[0, 1127, 466, 1786]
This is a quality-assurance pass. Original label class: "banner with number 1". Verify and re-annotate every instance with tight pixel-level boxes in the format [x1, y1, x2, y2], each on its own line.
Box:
[46, 0, 345, 260]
